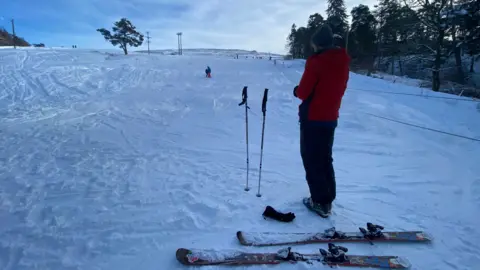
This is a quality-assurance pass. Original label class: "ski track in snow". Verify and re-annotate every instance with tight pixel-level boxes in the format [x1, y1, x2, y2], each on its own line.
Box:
[0, 49, 479, 270]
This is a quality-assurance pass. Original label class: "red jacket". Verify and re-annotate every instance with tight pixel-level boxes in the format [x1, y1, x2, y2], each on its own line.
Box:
[296, 48, 350, 122]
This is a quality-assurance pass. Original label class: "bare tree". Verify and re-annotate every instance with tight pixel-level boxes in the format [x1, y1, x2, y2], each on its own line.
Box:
[404, 0, 450, 91]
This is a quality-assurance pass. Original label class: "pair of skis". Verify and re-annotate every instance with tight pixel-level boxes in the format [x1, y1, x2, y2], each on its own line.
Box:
[176, 223, 432, 268]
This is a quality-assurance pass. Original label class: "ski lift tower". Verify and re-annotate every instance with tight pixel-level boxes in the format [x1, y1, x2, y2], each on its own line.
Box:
[177, 32, 183, 55]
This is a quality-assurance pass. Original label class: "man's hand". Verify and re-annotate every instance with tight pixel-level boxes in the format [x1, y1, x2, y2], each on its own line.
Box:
[293, 85, 298, 97]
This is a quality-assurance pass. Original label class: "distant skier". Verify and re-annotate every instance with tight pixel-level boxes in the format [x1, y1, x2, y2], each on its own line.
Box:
[205, 66, 211, 78]
[293, 24, 350, 218]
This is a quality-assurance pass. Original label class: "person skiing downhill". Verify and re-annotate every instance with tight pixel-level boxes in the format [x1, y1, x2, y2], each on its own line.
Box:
[293, 24, 350, 218]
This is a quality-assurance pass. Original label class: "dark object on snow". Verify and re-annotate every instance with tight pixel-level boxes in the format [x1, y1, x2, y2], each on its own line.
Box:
[262, 206, 295, 222]
[205, 66, 211, 78]
[293, 85, 298, 97]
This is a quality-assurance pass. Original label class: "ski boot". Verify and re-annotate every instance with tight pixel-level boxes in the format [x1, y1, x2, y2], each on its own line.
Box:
[303, 197, 330, 218]
[324, 227, 347, 239]
[326, 203, 333, 214]
[319, 243, 348, 263]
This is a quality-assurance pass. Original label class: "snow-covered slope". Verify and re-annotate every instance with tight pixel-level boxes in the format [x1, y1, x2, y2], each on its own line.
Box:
[0, 48, 479, 270]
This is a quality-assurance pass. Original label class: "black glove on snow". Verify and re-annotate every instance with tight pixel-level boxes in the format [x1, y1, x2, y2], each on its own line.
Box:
[293, 85, 298, 97]
[263, 206, 295, 222]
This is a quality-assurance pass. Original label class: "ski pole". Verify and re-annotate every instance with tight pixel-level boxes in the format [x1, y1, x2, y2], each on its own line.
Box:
[238, 86, 250, 191]
[257, 88, 269, 197]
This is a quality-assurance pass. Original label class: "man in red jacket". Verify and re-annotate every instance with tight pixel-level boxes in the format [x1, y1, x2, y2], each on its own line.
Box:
[293, 24, 350, 217]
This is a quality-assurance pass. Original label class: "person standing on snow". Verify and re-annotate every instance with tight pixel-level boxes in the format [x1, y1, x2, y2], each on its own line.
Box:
[205, 66, 212, 78]
[293, 24, 350, 218]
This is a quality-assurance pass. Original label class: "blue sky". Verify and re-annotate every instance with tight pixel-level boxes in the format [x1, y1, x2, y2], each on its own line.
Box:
[1, 0, 371, 54]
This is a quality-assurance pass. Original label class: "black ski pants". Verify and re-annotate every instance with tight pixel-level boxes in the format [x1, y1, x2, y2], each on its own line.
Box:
[300, 123, 336, 205]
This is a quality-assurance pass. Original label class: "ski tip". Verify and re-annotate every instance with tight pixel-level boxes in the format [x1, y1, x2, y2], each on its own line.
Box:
[390, 256, 412, 269]
[236, 231, 251, 246]
[176, 248, 192, 265]
[421, 232, 434, 242]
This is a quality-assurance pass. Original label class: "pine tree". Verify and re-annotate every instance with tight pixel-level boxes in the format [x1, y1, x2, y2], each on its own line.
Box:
[405, 0, 450, 91]
[285, 13, 326, 59]
[286, 24, 297, 57]
[307, 13, 325, 29]
[295, 27, 310, 58]
[373, 0, 423, 75]
[326, 0, 349, 36]
[97, 18, 144, 55]
[374, 0, 401, 72]
[306, 13, 325, 56]
[462, 0, 480, 72]
[350, 5, 377, 74]
[444, 0, 480, 73]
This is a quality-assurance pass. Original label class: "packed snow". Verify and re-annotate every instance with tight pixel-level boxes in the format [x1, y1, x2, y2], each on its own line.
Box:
[0, 48, 479, 270]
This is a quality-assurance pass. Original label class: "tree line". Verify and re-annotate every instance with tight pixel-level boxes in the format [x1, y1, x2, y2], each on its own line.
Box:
[0, 28, 29, 47]
[286, 0, 480, 92]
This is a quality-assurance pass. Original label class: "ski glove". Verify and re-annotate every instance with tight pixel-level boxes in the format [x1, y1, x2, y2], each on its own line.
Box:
[293, 85, 298, 97]
[263, 206, 295, 222]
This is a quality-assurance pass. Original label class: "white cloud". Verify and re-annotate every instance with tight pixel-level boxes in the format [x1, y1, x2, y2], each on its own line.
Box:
[114, 0, 377, 54]
[12, 0, 378, 54]
[126, 0, 324, 54]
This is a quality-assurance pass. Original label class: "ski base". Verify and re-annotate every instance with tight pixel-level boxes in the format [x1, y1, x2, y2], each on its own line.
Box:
[176, 246, 411, 268]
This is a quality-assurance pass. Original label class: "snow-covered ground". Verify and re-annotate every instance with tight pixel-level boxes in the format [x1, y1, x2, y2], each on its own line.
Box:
[1, 48, 479, 270]
[137, 48, 282, 58]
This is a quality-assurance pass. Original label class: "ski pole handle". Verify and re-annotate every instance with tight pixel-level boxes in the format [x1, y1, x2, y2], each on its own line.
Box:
[239, 86, 248, 106]
[262, 88, 268, 115]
